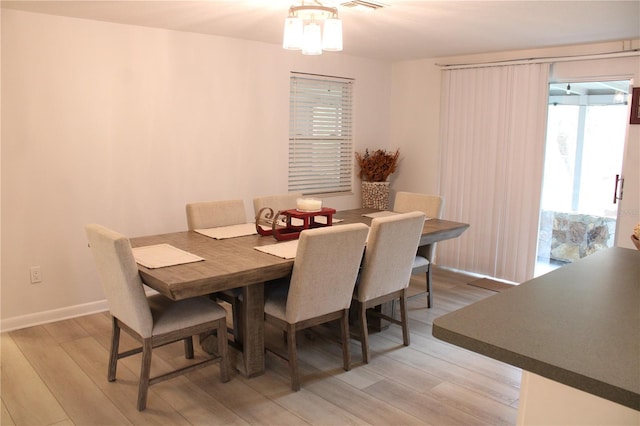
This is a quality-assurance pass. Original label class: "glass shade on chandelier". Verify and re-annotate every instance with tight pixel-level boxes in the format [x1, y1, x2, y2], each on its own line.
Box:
[302, 22, 322, 55]
[322, 17, 342, 51]
[282, 4, 343, 55]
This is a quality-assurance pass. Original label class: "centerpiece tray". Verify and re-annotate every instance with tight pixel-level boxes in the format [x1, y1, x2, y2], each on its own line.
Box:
[256, 207, 336, 241]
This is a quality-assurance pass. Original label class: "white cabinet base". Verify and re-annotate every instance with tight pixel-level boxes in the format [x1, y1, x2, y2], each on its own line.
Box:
[517, 372, 639, 426]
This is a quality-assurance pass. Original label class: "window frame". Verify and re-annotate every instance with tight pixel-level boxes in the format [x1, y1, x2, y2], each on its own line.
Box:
[288, 72, 354, 196]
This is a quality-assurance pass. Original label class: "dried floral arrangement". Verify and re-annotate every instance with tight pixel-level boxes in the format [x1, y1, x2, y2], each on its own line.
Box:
[355, 149, 400, 182]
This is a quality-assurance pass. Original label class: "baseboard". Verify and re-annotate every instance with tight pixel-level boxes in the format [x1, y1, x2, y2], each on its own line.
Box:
[0, 300, 109, 333]
[1, 288, 160, 333]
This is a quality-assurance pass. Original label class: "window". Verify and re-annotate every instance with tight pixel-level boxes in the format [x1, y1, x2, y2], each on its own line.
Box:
[288, 73, 353, 195]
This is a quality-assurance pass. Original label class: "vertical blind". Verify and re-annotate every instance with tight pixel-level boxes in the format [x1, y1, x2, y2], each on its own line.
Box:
[437, 63, 550, 283]
[288, 73, 353, 195]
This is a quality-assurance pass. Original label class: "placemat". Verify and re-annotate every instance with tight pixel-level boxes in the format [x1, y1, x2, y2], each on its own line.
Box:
[132, 244, 204, 269]
[362, 211, 399, 219]
[362, 211, 431, 220]
[254, 240, 299, 259]
[195, 223, 257, 239]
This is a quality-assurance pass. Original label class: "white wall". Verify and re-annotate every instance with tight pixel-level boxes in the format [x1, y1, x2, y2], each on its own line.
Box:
[3, 9, 637, 330]
[390, 41, 640, 250]
[389, 60, 442, 197]
[0, 9, 393, 329]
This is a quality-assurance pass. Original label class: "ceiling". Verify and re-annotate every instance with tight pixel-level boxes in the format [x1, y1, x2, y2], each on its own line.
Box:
[2, 0, 639, 62]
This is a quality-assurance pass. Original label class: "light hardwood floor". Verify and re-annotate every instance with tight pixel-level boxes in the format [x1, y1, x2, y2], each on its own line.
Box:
[1, 267, 521, 425]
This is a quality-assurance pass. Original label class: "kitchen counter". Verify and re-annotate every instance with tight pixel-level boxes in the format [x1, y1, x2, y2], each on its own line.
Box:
[433, 247, 639, 423]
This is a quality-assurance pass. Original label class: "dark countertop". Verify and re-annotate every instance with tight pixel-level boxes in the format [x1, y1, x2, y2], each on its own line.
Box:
[433, 247, 640, 411]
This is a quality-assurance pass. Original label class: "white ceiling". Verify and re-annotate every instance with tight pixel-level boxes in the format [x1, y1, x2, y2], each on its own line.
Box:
[2, 0, 639, 62]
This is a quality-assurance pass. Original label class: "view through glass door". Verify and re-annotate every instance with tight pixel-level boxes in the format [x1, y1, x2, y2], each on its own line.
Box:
[535, 80, 630, 276]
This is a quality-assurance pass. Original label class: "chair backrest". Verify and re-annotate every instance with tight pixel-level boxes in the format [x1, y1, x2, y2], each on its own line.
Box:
[355, 211, 426, 302]
[393, 191, 444, 219]
[85, 224, 153, 337]
[285, 223, 369, 324]
[186, 199, 247, 230]
[393, 192, 444, 260]
[253, 192, 303, 219]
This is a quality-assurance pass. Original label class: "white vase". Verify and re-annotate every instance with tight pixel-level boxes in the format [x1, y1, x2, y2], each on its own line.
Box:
[361, 181, 390, 210]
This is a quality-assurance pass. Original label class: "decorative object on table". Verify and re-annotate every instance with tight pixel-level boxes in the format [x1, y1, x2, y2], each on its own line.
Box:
[296, 197, 322, 212]
[632, 222, 640, 250]
[256, 206, 337, 241]
[355, 148, 399, 210]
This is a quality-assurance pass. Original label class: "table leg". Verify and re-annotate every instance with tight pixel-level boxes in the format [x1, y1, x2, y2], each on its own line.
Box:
[367, 301, 392, 331]
[240, 282, 265, 377]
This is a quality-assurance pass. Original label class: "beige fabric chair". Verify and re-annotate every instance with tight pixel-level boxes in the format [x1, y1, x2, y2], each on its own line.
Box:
[186, 199, 247, 230]
[352, 211, 426, 363]
[253, 192, 303, 222]
[393, 191, 444, 308]
[185, 199, 246, 344]
[85, 224, 230, 411]
[264, 223, 369, 391]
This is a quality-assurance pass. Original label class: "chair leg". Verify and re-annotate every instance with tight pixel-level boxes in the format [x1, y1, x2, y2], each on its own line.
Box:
[340, 309, 351, 371]
[217, 318, 231, 383]
[108, 317, 120, 382]
[359, 302, 370, 364]
[287, 323, 300, 391]
[137, 338, 153, 411]
[184, 336, 194, 359]
[399, 290, 410, 347]
[426, 266, 433, 308]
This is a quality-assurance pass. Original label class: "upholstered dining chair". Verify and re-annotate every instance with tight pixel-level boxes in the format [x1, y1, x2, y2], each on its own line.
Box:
[85, 224, 230, 411]
[393, 191, 444, 308]
[253, 192, 303, 223]
[186, 199, 247, 230]
[185, 199, 247, 344]
[352, 211, 426, 363]
[263, 223, 369, 391]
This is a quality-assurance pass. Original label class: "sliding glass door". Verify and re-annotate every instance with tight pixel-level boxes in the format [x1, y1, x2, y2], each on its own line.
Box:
[535, 80, 630, 276]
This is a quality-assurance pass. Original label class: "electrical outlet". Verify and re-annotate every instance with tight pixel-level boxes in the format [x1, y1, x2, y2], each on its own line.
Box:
[30, 266, 42, 284]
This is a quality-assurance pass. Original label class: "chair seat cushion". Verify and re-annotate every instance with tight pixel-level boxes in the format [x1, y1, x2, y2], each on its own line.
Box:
[148, 294, 227, 336]
[411, 255, 430, 274]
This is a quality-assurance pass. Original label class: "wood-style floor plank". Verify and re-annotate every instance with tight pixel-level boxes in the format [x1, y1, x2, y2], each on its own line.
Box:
[61, 336, 192, 425]
[2, 267, 521, 425]
[241, 361, 370, 426]
[1, 400, 16, 426]
[0, 333, 69, 426]
[362, 378, 492, 426]
[9, 326, 131, 425]
[428, 381, 518, 425]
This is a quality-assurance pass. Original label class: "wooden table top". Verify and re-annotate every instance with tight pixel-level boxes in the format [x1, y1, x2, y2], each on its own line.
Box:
[131, 208, 470, 301]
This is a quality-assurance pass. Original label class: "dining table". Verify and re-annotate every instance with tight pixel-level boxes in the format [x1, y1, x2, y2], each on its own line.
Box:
[130, 207, 470, 378]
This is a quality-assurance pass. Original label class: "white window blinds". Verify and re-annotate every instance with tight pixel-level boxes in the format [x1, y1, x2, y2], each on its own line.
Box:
[288, 73, 353, 195]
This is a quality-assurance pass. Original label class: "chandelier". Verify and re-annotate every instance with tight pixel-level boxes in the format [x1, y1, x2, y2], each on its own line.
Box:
[283, 1, 343, 55]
